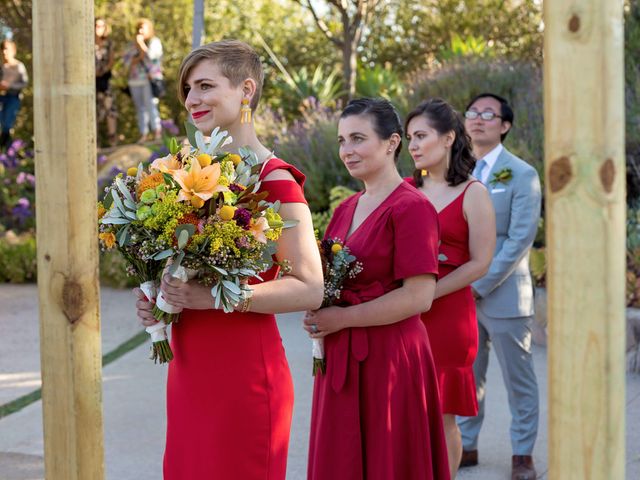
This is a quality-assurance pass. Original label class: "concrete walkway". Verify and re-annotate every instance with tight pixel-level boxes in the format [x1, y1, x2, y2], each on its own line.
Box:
[0, 284, 638, 479]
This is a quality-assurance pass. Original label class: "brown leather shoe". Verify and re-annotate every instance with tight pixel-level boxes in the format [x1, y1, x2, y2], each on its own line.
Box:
[512, 455, 536, 480]
[459, 449, 478, 468]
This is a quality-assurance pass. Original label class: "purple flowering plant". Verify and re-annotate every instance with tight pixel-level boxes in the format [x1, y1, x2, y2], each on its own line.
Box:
[0, 139, 36, 233]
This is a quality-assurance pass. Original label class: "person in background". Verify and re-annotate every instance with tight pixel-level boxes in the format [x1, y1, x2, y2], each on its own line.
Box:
[457, 93, 541, 480]
[405, 98, 495, 478]
[95, 18, 118, 147]
[123, 18, 163, 143]
[0, 39, 28, 150]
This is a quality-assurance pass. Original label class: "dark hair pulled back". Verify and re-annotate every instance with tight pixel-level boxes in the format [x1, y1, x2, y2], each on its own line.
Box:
[340, 97, 403, 162]
[405, 98, 475, 187]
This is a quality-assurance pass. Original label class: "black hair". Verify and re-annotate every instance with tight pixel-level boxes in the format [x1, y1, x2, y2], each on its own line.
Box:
[340, 97, 403, 162]
[465, 92, 514, 142]
[406, 98, 476, 187]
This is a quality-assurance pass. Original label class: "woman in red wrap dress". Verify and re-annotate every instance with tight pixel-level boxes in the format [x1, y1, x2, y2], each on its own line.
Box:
[405, 98, 495, 478]
[304, 98, 450, 480]
[135, 40, 323, 480]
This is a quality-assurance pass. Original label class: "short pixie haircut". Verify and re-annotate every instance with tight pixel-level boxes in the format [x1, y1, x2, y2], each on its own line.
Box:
[177, 40, 264, 110]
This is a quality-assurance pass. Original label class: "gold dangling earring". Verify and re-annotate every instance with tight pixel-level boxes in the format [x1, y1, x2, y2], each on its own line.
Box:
[421, 169, 428, 177]
[240, 99, 252, 124]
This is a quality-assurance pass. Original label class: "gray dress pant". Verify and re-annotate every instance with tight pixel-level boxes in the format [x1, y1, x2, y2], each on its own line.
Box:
[457, 310, 539, 455]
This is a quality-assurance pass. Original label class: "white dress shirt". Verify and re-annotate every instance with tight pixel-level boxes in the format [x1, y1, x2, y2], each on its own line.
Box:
[477, 143, 503, 184]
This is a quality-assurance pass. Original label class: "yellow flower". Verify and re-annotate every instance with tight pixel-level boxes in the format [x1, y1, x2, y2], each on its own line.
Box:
[331, 243, 343, 254]
[97, 203, 107, 219]
[249, 216, 269, 244]
[172, 158, 228, 209]
[99, 232, 116, 249]
[127, 167, 138, 177]
[228, 154, 242, 166]
[197, 153, 212, 167]
[219, 205, 236, 221]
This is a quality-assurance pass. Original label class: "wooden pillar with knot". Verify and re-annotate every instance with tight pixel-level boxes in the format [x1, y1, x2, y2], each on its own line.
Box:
[544, 1, 626, 478]
[32, 0, 105, 478]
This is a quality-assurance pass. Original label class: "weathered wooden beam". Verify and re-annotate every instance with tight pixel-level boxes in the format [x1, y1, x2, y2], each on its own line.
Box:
[544, 1, 625, 479]
[32, 0, 104, 479]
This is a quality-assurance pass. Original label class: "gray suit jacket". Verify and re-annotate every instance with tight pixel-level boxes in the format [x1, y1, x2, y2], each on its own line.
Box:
[473, 147, 542, 318]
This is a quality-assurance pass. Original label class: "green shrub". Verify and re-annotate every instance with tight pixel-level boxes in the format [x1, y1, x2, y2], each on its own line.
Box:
[99, 249, 138, 289]
[0, 234, 37, 283]
[312, 185, 357, 238]
[0, 140, 36, 234]
[407, 58, 543, 173]
[258, 107, 362, 213]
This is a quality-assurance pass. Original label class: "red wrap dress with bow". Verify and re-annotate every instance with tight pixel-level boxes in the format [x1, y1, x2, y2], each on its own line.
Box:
[408, 178, 480, 416]
[307, 182, 450, 480]
[163, 158, 306, 480]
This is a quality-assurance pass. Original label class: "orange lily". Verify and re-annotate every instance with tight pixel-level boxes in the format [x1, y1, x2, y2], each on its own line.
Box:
[248, 216, 269, 244]
[172, 158, 228, 208]
[150, 149, 187, 174]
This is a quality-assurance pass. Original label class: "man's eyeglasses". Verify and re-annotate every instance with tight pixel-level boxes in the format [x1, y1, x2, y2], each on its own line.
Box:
[464, 110, 502, 121]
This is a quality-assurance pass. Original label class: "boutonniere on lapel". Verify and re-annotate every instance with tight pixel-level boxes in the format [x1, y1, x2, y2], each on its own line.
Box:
[490, 167, 513, 186]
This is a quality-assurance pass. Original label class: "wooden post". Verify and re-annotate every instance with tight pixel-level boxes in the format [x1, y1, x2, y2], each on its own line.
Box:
[32, 1, 104, 479]
[544, 1, 625, 479]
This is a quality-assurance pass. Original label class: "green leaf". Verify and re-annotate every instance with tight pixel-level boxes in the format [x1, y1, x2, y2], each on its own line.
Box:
[103, 191, 114, 210]
[177, 229, 190, 250]
[115, 177, 135, 205]
[185, 121, 199, 148]
[124, 210, 138, 221]
[222, 279, 241, 295]
[152, 249, 174, 260]
[282, 220, 299, 229]
[101, 217, 130, 225]
[111, 190, 126, 215]
[117, 225, 131, 247]
[212, 266, 228, 276]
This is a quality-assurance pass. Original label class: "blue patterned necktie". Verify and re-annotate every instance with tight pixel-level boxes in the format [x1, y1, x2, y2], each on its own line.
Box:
[473, 159, 487, 184]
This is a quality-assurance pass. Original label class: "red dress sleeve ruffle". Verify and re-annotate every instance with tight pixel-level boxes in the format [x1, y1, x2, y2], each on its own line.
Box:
[258, 157, 307, 204]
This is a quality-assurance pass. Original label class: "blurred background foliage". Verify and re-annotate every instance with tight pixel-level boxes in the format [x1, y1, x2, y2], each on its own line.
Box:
[3, 0, 640, 301]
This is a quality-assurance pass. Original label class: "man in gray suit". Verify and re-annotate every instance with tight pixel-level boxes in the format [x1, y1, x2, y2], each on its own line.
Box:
[457, 93, 541, 480]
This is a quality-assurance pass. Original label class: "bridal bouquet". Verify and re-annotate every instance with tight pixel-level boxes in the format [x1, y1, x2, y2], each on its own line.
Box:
[99, 124, 294, 363]
[312, 238, 363, 375]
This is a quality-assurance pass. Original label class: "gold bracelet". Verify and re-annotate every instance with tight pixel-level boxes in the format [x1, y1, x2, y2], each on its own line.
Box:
[240, 294, 252, 313]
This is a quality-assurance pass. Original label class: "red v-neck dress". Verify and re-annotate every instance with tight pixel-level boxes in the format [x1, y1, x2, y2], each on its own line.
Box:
[307, 182, 450, 480]
[163, 158, 305, 480]
[408, 178, 479, 416]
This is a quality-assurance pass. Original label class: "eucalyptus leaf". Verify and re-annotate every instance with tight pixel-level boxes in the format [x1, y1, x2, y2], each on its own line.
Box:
[185, 121, 199, 148]
[115, 177, 135, 205]
[222, 280, 241, 295]
[177, 229, 189, 250]
[282, 220, 299, 229]
[101, 217, 130, 225]
[124, 210, 138, 221]
[212, 266, 228, 276]
[152, 249, 174, 260]
[123, 198, 137, 210]
[111, 190, 126, 215]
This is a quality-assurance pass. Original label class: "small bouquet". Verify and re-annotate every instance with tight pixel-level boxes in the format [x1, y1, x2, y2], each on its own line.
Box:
[99, 123, 295, 363]
[312, 237, 363, 375]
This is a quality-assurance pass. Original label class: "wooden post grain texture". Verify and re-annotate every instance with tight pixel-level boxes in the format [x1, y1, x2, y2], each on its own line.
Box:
[544, 1, 625, 479]
[32, 0, 104, 479]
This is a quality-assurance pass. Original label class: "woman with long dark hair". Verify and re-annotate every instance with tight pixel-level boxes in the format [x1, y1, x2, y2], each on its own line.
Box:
[405, 98, 495, 478]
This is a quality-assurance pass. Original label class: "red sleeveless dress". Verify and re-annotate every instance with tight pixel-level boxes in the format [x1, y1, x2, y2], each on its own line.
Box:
[163, 158, 306, 480]
[307, 183, 450, 480]
[408, 178, 479, 416]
